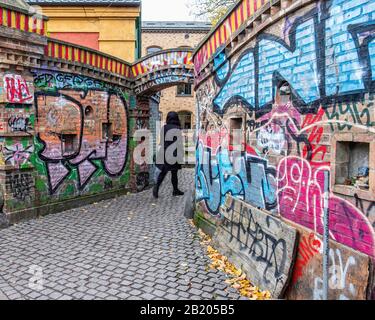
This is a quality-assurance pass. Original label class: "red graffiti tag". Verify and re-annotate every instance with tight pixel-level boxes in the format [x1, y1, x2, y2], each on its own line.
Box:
[4, 74, 34, 104]
[278, 157, 375, 258]
[302, 106, 327, 164]
[292, 233, 322, 285]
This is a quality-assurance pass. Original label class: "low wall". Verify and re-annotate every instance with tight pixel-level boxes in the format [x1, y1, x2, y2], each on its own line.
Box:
[193, 0, 375, 299]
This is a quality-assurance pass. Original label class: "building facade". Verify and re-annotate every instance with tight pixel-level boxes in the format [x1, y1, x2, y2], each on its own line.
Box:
[142, 21, 211, 128]
[26, 0, 142, 62]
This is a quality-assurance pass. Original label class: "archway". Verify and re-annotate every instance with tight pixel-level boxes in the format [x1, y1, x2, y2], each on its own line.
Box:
[133, 48, 196, 189]
[133, 49, 194, 95]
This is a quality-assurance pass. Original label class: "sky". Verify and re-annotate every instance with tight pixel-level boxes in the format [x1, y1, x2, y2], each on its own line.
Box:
[141, 0, 206, 22]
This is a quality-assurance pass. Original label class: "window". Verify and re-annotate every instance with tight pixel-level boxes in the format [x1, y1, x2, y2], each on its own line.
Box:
[276, 81, 291, 105]
[102, 123, 113, 141]
[335, 141, 369, 190]
[113, 135, 122, 143]
[61, 134, 77, 156]
[178, 111, 192, 130]
[146, 46, 162, 55]
[229, 117, 244, 151]
[85, 105, 94, 117]
[176, 84, 193, 96]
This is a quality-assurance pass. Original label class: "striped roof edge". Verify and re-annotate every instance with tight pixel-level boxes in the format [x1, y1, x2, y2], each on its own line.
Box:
[26, 0, 140, 6]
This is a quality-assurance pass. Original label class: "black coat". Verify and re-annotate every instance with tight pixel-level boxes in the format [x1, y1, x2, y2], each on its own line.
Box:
[156, 112, 184, 171]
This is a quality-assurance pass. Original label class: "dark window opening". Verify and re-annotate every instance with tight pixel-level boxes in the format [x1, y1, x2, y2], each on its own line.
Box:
[229, 117, 243, 150]
[61, 134, 77, 156]
[178, 111, 192, 130]
[276, 81, 291, 105]
[177, 84, 193, 96]
[336, 141, 369, 190]
[113, 135, 122, 143]
[102, 123, 113, 141]
[85, 105, 94, 117]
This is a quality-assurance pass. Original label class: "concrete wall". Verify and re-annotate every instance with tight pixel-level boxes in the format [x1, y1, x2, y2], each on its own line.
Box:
[194, 0, 375, 300]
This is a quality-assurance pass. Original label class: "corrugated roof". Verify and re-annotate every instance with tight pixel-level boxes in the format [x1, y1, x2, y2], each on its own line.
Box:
[26, 0, 140, 6]
[142, 21, 212, 32]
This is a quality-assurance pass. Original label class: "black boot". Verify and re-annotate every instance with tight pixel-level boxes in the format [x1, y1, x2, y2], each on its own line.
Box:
[173, 189, 184, 196]
[153, 185, 159, 199]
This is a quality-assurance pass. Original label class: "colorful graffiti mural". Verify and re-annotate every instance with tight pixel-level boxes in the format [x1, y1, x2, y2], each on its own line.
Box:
[195, 0, 375, 266]
[133, 51, 195, 95]
[194, 0, 271, 74]
[210, 1, 375, 116]
[33, 72, 129, 196]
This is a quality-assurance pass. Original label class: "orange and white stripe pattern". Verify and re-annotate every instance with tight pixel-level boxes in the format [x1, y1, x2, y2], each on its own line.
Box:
[194, 0, 269, 73]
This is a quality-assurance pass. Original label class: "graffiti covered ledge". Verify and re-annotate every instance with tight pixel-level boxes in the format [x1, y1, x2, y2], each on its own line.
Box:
[193, 0, 375, 299]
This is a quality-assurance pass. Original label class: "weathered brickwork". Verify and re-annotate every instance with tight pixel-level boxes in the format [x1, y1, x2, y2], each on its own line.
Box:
[194, 0, 375, 300]
[0, 34, 134, 223]
[32, 72, 130, 202]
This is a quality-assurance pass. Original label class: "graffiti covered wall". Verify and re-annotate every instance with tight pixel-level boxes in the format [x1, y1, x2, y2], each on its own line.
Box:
[0, 2, 196, 223]
[194, 0, 375, 299]
[32, 71, 130, 203]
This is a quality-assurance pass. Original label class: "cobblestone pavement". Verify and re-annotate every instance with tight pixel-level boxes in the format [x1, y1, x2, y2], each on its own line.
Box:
[0, 169, 243, 300]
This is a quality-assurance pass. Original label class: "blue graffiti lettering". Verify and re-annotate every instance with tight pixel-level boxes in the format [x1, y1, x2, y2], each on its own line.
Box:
[212, 0, 375, 115]
[196, 143, 277, 215]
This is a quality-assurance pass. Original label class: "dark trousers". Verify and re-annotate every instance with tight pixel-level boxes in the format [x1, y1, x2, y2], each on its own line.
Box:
[156, 166, 179, 191]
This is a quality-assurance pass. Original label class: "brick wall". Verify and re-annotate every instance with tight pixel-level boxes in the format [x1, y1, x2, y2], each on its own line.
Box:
[0, 18, 137, 224]
[194, 0, 375, 300]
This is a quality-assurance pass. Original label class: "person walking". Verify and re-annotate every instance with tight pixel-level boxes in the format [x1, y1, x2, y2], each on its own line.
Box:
[153, 111, 185, 199]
